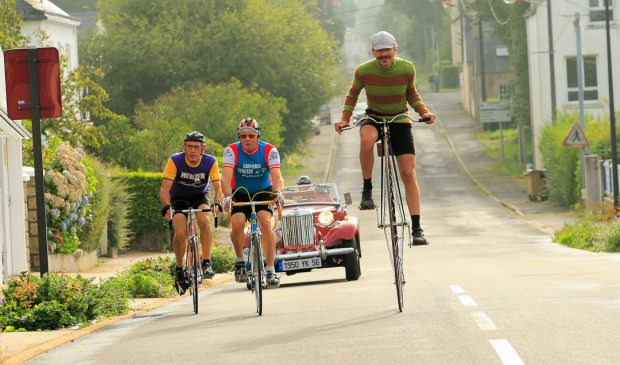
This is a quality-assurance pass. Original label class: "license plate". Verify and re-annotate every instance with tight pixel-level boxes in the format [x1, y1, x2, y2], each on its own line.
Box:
[278, 257, 322, 271]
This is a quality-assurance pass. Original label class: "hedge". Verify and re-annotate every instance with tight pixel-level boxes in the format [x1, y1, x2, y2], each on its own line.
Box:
[112, 171, 167, 235]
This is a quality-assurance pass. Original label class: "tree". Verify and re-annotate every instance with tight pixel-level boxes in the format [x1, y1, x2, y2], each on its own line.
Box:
[0, 0, 28, 51]
[83, 0, 340, 152]
[128, 79, 286, 172]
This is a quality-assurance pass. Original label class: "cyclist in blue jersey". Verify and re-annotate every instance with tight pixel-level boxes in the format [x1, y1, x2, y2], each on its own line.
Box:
[222, 118, 284, 288]
[160, 131, 224, 294]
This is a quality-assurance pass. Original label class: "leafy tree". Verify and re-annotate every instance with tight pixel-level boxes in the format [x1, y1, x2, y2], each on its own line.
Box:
[129, 79, 286, 172]
[0, 0, 28, 51]
[49, 0, 98, 13]
[83, 0, 340, 152]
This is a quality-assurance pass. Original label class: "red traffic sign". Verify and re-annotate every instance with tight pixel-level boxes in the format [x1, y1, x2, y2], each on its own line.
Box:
[562, 121, 590, 148]
[4, 47, 62, 120]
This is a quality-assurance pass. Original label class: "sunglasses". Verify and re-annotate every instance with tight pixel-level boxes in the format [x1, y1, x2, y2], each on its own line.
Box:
[239, 134, 257, 139]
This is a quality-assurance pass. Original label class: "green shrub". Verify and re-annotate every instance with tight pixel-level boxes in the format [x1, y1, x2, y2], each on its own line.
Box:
[78, 157, 111, 252]
[107, 175, 134, 253]
[554, 211, 620, 252]
[113, 171, 167, 235]
[539, 112, 582, 206]
[211, 245, 235, 273]
[118, 256, 176, 298]
[440, 64, 459, 89]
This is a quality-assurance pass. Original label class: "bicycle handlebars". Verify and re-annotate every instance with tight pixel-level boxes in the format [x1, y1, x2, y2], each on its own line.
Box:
[340, 113, 430, 131]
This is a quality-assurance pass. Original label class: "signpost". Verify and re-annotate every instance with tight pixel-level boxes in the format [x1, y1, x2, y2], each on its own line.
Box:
[479, 101, 511, 158]
[562, 121, 590, 148]
[4, 47, 61, 276]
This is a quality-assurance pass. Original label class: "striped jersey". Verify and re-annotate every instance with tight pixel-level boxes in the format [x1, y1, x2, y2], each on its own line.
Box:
[163, 153, 221, 198]
[222, 141, 280, 194]
[343, 57, 430, 123]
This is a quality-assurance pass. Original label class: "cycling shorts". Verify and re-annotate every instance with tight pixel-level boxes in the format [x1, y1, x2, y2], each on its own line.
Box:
[359, 119, 415, 156]
[170, 194, 210, 217]
[231, 187, 275, 219]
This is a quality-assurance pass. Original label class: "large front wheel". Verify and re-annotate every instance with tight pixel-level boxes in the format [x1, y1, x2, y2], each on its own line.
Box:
[343, 238, 361, 281]
[250, 234, 263, 316]
[191, 241, 199, 314]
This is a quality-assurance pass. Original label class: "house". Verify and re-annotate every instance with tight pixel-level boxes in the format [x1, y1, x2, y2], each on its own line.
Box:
[0, 45, 32, 284]
[449, 5, 514, 120]
[526, 2, 620, 168]
[16, 0, 81, 71]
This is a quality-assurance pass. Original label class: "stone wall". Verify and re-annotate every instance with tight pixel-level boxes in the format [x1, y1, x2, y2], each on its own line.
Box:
[24, 178, 39, 270]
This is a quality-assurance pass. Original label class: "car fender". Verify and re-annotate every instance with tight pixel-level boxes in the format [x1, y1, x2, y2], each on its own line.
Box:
[324, 217, 359, 247]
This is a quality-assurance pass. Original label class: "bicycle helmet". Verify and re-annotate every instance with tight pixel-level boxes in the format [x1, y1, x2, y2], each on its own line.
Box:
[237, 118, 261, 136]
[184, 131, 205, 144]
[297, 175, 312, 185]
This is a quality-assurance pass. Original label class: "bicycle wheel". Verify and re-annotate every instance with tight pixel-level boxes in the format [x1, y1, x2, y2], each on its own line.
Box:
[250, 233, 263, 316]
[191, 240, 199, 314]
[382, 138, 406, 312]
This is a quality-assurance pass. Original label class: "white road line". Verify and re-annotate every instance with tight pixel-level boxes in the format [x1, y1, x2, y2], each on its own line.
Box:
[458, 295, 478, 307]
[450, 285, 465, 293]
[471, 311, 497, 330]
[489, 339, 524, 365]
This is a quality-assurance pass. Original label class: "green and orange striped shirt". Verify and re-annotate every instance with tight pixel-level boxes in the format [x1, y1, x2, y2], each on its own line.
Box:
[343, 57, 429, 123]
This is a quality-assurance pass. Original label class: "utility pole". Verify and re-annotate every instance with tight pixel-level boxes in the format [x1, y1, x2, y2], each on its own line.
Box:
[547, 0, 557, 120]
[478, 20, 487, 101]
[574, 12, 586, 187]
[603, 0, 618, 208]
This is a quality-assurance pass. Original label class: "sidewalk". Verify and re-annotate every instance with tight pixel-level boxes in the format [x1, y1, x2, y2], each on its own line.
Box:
[427, 90, 574, 235]
[0, 124, 338, 365]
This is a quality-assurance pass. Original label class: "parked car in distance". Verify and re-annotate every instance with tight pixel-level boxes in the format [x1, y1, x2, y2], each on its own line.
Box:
[319, 104, 331, 125]
[352, 102, 367, 122]
[242, 182, 361, 282]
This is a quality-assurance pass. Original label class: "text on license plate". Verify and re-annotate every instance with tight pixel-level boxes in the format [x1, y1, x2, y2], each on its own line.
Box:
[279, 257, 322, 271]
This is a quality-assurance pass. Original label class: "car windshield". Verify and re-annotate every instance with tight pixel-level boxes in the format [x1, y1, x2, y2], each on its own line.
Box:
[282, 183, 340, 206]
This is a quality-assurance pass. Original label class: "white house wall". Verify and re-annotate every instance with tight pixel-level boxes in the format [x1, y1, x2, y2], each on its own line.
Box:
[527, 3, 620, 169]
[22, 16, 79, 71]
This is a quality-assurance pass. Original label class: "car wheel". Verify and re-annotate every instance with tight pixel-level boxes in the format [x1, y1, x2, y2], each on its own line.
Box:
[343, 238, 361, 281]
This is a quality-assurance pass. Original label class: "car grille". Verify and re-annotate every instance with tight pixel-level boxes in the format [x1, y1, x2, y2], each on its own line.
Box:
[281, 209, 315, 247]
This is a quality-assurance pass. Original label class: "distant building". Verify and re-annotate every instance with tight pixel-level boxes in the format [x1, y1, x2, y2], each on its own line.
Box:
[525, 2, 620, 168]
[16, 0, 81, 71]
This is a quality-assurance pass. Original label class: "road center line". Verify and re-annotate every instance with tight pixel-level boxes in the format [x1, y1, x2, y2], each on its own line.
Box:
[458, 295, 478, 307]
[489, 339, 524, 365]
[450, 285, 465, 293]
[471, 311, 497, 330]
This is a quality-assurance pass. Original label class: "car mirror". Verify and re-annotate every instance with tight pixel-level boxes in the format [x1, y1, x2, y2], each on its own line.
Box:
[344, 192, 353, 205]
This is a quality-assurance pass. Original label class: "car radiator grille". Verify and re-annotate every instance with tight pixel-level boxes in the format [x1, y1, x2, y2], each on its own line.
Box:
[281, 209, 315, 247]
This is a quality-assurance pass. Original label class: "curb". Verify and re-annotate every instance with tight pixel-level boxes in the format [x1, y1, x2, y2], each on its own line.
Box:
[433, 114, 525, 217]
[4, 273, 234, 365]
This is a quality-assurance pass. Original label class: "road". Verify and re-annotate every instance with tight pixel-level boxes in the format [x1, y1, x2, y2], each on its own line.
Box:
[26, 101, 620, 364]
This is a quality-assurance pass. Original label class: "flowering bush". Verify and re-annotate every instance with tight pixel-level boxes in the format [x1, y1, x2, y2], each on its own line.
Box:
[44, 139, 97, 254]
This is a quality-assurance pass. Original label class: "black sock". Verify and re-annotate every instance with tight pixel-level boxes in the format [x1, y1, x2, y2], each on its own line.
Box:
[202, 259, 210, 265]
[411, 215, 420, 229]
[176, 266, 183, 271]
[363, 178, 372, 190]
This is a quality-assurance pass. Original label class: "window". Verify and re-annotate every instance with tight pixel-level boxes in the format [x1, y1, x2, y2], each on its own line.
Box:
[589, 0, 612, 22]
[499, 83, 511, 101]
[566, 56, 598, 102]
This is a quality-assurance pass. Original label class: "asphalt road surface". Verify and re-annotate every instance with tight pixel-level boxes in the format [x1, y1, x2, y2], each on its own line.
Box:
[26, 112, 620, 365]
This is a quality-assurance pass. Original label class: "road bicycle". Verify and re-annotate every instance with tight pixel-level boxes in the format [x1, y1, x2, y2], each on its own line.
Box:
[343, 113, 429, 312]
[169, 203, 218, 314]
[229, 190, 281, 316]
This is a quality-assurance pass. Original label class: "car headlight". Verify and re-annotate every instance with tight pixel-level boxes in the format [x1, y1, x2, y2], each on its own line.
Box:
[318, 211, 334, 226]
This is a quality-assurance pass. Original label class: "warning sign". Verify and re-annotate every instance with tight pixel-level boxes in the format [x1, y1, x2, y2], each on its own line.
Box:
[562, 121, 590, 147]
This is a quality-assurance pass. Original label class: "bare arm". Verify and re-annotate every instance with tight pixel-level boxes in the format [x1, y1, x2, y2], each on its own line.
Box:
[160, 179, 173, 206]
[212, 180, 224, 202]
[222, 166, 234, 197]
[270, 167, 284, 192]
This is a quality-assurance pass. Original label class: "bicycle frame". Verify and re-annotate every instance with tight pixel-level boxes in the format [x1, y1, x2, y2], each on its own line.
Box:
[230, 191, 280, 316]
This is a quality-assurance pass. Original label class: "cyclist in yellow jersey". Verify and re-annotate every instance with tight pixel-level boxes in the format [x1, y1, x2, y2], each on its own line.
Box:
[160, 131, 224, 293]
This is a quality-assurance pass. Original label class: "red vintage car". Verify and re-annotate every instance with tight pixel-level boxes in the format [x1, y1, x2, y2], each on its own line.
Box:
[274, 183, 361, 281]
[241, 182, 361, 282]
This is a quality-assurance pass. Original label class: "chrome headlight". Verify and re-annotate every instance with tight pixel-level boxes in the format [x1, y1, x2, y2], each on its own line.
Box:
[318, 211, 334, 226]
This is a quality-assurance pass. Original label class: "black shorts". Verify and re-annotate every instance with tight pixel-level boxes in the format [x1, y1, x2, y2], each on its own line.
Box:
[231, 187, 276, 219]
[359, 119, 415, 156]
[170, 194, 210, 217]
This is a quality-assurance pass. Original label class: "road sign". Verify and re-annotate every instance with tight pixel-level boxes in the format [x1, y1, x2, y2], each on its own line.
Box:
[4, 47, 61, 120]
[479, 101, 511, 123]
[562, 121, 590, 147]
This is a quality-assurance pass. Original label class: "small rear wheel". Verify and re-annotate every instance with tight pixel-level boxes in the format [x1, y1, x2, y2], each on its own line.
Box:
[191, 243, 199, 314]
[343, 238, 361, 281]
